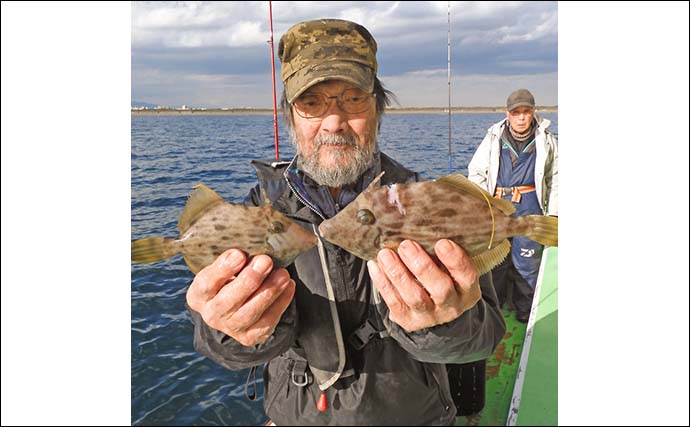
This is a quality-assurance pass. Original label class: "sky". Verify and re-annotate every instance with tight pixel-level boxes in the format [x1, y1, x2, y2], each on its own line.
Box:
[132, 1, 558, 108]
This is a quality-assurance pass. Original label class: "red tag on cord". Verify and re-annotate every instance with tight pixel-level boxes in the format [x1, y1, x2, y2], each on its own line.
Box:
[317, 392, 328, 412]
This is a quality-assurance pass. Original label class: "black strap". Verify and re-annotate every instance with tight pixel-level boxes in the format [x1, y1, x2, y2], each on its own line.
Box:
[347, 280, 391, 351]
[245, 365, 258, 401]
[348, 318, 388, 350]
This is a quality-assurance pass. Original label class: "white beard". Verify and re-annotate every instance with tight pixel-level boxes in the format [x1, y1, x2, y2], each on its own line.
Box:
[290, 128, 377, 187]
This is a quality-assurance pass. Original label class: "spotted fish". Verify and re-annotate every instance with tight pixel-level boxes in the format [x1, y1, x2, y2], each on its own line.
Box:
[131, 184, 317, 274]
[318, 172, 558, 275]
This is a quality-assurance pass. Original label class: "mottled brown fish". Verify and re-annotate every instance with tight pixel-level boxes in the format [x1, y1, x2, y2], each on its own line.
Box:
[131, 184, 317, 274]
[318, 173, 558, 275]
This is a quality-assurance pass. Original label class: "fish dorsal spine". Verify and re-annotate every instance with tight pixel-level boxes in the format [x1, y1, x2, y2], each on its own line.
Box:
[362, 171, 386, 194]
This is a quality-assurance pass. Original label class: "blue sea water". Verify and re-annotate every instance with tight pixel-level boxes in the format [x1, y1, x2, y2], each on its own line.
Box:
[131, 112, 557, 426]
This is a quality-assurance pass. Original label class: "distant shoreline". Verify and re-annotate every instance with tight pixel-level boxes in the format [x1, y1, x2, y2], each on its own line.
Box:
[131, 106, 558, 116]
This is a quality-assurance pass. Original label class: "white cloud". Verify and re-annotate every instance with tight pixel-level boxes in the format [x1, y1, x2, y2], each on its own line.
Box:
[132, 1, 269, 48]
[132, 2, 556, 49]
[132, 1, 557, 107]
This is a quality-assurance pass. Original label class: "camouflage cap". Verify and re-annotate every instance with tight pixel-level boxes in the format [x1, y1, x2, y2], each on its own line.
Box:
[506, 89, 536, 111]
[278, 19, 378, 103]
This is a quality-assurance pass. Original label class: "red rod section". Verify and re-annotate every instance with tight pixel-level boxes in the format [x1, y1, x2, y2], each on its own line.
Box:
[268, 1, 279, 160]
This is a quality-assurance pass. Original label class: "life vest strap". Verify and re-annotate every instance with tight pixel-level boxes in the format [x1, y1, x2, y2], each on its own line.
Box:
[494, 185, 536, 203]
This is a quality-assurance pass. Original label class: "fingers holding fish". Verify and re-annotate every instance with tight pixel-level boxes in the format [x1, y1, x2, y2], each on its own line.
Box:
[205, 255, 276, 319]
[376, 248, 434, 312]
[434, 240, 479, 289]
[434, 240, 481, 310]
[236, 280, 296, 346]
[229, 269, 293, 327]
[220, 275, 295, 347]
[230, 255, 276, 301]
[368, 249, 443, 332]
[367, 240, 482, 332]
[201, 261, 295, 345]
[397, 240, 457, 304]
[366, 259, 408, 320]
[192, 254, 277, 338]
[186, 248, 247, 312]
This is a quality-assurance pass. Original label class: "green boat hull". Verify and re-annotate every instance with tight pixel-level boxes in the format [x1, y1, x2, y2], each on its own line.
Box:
[456, 247, 558, 426]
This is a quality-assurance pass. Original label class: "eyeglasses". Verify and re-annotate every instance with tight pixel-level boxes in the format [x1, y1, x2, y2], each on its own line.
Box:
[293, 88, 375, 119]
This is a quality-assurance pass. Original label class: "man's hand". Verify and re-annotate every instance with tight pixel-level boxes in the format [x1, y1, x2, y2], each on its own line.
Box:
[367, 239, 481, 332]
[186, 249, 295, 347]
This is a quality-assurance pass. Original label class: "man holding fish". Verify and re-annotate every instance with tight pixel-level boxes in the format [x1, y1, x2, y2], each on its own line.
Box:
[184, 19, 508, 426]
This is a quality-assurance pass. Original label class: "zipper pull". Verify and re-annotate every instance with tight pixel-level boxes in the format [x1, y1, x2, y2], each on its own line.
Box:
[317, 392, 328, 412]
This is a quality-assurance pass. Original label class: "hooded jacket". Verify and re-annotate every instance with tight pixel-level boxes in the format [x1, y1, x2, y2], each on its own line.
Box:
[188, 151, 506, 426]
[468, 113, 558, 216]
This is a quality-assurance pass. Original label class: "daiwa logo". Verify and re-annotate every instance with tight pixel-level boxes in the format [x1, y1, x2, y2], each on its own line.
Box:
[520, 248, 535, 257]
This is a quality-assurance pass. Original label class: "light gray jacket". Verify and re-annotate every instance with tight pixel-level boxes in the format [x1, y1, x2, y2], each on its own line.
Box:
[468, 113, 558, 216]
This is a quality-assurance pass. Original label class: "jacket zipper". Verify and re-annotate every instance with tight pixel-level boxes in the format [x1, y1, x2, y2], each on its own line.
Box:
[287, 176, 354, 309]
[284, 176, 325, 221]
[426, 365, 451, 412]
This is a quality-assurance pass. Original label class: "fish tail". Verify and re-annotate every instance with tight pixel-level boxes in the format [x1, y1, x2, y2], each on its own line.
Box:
[524, 215, 558, 247]
[131, 237, 178, 263]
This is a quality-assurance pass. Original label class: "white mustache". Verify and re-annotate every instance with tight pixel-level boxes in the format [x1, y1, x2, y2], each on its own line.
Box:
[315, 134, 358, 147]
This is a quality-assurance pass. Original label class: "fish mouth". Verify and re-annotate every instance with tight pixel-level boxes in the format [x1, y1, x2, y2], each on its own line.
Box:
[317, 221, 335, 241]
[318, 220, 344, 247]
[267, 223, 318, 266]
[318, 220, 354, 254]
[320, 219, 383, 261]
[318, 225, 375, 261]
[290, 224, 318, 250]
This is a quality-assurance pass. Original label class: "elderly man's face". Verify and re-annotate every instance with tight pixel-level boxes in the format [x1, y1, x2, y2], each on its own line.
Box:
[290, 80, 377, 187]
[506, 106, 535, 133]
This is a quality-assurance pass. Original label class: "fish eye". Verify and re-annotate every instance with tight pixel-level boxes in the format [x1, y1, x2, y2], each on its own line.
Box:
[269, 221, 285, 234]
[356, 209, 376, 225]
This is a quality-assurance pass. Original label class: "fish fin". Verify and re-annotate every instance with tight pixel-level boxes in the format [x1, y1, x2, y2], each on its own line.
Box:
[131, 237, 178, 263]
[524, 215, 558, 247]
[182, 256, 204, 275]
[178, 184, 224, 234]
[382, 239, 400, 251]
[471, 239, 511, 276]
[437, 174, 516, 215]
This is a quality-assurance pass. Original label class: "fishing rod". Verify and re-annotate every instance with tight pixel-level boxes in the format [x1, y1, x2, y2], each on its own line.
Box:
[268, 0, 279, 160]
[447, 1, 452, 174]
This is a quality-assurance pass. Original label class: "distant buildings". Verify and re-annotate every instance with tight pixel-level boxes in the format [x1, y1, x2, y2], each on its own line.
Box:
[131, 104, 319, 113]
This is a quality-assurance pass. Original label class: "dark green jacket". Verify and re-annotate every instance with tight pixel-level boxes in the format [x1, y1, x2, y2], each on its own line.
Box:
[189, 152, 506, 425]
